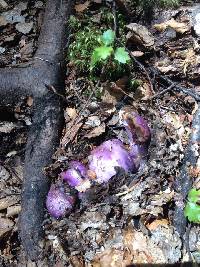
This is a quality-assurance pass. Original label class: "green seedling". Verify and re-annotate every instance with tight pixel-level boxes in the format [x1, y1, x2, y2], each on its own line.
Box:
[184, 188, 200, 223]
[90, 29, 130, 70]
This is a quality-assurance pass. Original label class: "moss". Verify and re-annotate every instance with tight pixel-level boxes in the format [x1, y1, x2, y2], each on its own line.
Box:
[68, 16, 101, 72]
[67, 6, 128, 76]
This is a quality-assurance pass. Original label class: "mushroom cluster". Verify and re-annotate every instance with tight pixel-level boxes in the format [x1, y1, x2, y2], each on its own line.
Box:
[46, 107, 151, 218]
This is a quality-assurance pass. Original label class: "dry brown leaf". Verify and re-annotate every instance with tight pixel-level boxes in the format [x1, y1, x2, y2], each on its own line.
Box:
[131, 50, 144, 57]
[0, 195, 20, 210]
[91, 249, 131, 267]
[101, 78, 132, 105]
[126, 23, 154, 48]
[134, 82, 152, 100]
[146, 219, 169, 231]
[6, 205, 21, 217]
[0, 217, 14, 238]
[84, 123, 105, 139]
[154, 18, 190, 34]
[66, 107, 78, 120]
[70, 255, 85, 267]
[27, 96, 33, 107]
[75, 1, 90, 12]
[61, 118, 83, 147]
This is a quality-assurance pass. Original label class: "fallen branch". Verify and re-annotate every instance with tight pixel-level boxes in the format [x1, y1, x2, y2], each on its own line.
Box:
[0, 0, 74, 261]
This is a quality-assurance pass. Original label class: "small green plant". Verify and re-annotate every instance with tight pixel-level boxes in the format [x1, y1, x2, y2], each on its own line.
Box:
[184, 188, 200, 223]
[90, 29, 130, 70]
[68, 16, 101, 72]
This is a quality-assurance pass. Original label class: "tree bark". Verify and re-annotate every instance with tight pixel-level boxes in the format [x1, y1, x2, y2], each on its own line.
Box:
[0, 0, 74, 260]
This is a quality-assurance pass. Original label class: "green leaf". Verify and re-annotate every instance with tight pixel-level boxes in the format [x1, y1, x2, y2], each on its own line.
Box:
[90, 46, 113, 68]
[184, 201, 200, 223]
[188, 189, 200, 203]
[114, 47, 130, 64]
[101, 30, 115, 46]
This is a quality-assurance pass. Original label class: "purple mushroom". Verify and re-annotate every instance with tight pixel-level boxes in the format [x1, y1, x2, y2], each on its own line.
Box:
[46, 184, 75, 219]
[46, 107, 151, 218]
[88, 139, 136, 183]
[60, 160, 87, 187]
[88, 108, 151, 183]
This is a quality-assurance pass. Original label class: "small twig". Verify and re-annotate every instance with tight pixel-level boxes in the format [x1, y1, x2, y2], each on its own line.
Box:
[160, 75, 200, 102]
[45, 84, 66, 101]
[117, 41, 154, 94]
[150, 68, 200, 102]
[150, 84, 175, 100]
[116, 169, 146, 197]
[185, 223, 192, 262]
[112, 0, 118, 38]
[78, 81, 97, 115]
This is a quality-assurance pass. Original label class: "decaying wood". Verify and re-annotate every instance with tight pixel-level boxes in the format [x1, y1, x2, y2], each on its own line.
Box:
[0, 0, 74, 261]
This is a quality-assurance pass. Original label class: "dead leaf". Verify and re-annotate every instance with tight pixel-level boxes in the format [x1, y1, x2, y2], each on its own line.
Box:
[0, 217, 14, 238]
[66, 107, 77, 120]
[146, 219, 169, 231]
[101, 79, 132, 105]
[61, 118, 83, 147]
[92, 249, 131, 267]
[134, 82, 153, 100]
[27, 96, 33, 107]
[154, 18, 190, 34]
[131, 50, 144, 57]
[0, 122, 17, 133]
[84, 123, 105, 139]
[126, 23, 154, 49]
[75, 1, 90, 13]
[0, 195, 20, 210]
[6, 205, 21, 217]
[70, 255, 85, 267]
[84, 115, 101, 129]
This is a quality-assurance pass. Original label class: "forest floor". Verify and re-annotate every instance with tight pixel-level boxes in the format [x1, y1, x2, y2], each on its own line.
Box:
[0, 0, 200, 266]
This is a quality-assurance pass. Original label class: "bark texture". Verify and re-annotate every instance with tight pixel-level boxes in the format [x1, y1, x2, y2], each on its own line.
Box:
[0, 0, 74, 261]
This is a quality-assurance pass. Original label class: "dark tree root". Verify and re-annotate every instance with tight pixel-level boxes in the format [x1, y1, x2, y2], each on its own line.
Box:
[0, 0, 74, 261]
[173, 105, 200, 236]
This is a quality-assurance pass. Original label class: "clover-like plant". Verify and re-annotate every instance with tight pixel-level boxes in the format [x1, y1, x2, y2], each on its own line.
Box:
[184, 188, 200, 223]
[90, 29, 130, 70]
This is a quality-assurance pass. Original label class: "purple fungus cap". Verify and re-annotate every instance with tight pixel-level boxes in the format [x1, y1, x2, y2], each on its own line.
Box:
[46, 184, 75, 219]
[88, 139, 136, 183]
[60, 161, 87, 187]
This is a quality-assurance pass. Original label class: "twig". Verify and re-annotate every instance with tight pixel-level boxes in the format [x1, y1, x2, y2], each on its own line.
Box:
[112, 0, 118, 38]
[150, 68, 200, 102]
[150, 84, 175, 100]
[45, 84, 66, 101]
[185, 223, 192, 262]
[118, 41, 154, 94]
[159, 75, 200, 102]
